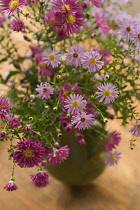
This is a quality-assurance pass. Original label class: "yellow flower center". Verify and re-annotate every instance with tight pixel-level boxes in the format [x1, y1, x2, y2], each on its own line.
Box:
[63, 91, 69, 97]
[137, 125, 140, 130]
[9, 0, 19, 9]
[73, 53, 79, 58]
[126, 26, 131, 32]
[39, 62, 45, 67]
[80, 117, 86, 122]
[110, 155, 116, 161]
[66, 14, 75, 23]
[61, 4, 70, 11]
[24, 149, 33, 158]
[49, 19, 56, 25]
[103, 90, 111, 96]
[89, 58, 95, 64]
[72, 101, 79, 107]
[107, 137, 112, 142]
[49, 54, 55, 61]
[43, 88, 47, 93]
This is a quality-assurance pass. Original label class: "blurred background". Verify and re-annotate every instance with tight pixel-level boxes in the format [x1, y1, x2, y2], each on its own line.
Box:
[0, 1, 140, 210]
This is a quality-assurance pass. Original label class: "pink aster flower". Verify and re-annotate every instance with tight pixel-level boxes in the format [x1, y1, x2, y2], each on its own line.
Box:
[64, 94, 87, 114]
[42, 48, 61, 68]
[96, 83, 119, 104]
[10, 18, 26, 32]
[36, 82, 54, 99]
[0, 95, 10, 120]
[71, 112, 94, 130]
[81, 50, 103, 73]
[44, 10, 59, 30]
[119, 18, 138, 40]
[13, 138, 45, 168]
[75, 133, 86, 144]
[65, 45, 84, 67]
[89, 0, 101, 7]
[0, 0, 26, 15]
[29, 45, 42, 54]
[31, 171, 49, 188]
[52, 0, 82, 13]
[105, 131, 121, 151]
[35, 53, 53, 77]
[4, 181, 18, 191]
[57, 28, 67, 39]
[8, 117, 20, 128]
[130, 121, 140, 137]
[23, 125, 31, 132]
[47, 145, 69, 165]
[95, 13, 110, 34]
[132, 27, 140, 46]
[104, 151, 121, 166]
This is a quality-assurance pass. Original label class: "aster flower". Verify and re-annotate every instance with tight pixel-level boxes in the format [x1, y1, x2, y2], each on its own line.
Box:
[71, 112, 94, 130]
[64, 94, 87, 114]
[75, 133, 86, 144]
[8, 117, 20, 128]
[47, 145, 69, 165]
[81, 50, 103, 73]
[13, 139, 45, 168]
[31, 171, 49, 188]
[35, 53, 53, 77]
[36, 82, 54, 99]
[29, 45, 42, 54]
[96, 83, 119, 104]
[44, 10, 59, 30]
[65, 45, 84, 67]
[119, 18, 138, 40]
[130, 120, 140, 137]
[105, 131, 121, 151]
[10, 18, 26, 32]
[104, 151, 121, 166]
[89, 0, 102, 7]
[42, 48, 61, 68]
[52, 0, 82, 13]
[4, 181, 18, 191]
[0, 0, 26, 15]
[132, 27, 140, 46]
[0, 96, 10, 120]
[95, 13, 110, 35]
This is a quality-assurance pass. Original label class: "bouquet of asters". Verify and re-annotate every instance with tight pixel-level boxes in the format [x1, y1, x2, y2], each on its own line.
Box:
[0, 0, 140, 191]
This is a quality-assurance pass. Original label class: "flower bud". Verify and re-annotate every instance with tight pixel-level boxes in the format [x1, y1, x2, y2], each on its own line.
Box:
[54, 142, 60, 149]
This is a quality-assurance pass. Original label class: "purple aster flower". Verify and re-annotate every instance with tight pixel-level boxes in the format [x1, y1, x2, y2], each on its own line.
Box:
[4, 181, 18, 191]
[57, 28, 67, 39]
[35, 53, 53, 77]
[95, 13, 110, 35]
[44, 10, 59, 30]
[13, 139, 45, 168]
[65, 45, 84, 67]
[0, 131, 6, 138]
[23, 125, 31, 132]
[105, 131, 121, 151]
[52, 0, 82, 13]
[81, 50, 103, 73]
[0, 95, 10, 120]
[104, 151, 121, 166]
[132, 27, 140, 46]
[119, 18, 138, 40]
[36, 82, 54, 99]
[89, 0, 101, 7]
[81, 1, 88, 10]
[75, 133, 86, 144]
[29, 45, 42, 54]
[64, 94, 87, 114]
[42, 48, 61, 68]
[71, 112, 94, 130]
[130, 121, 140, 137]
[0, 0, 26, 15]
[8, 117, 20, 128]
[10, 18, 26, 32]
[96, 83, 119, 104]
[31, 171, 49, 188]
[47, 145, 69, 165]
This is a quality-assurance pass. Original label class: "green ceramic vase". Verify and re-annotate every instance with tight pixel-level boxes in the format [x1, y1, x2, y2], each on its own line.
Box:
[46, 121, 107, 186]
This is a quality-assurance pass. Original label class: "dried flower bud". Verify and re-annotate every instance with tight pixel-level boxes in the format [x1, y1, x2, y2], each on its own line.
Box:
[103, 118, 108, 123]
[54, 142, 60, 149]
